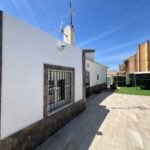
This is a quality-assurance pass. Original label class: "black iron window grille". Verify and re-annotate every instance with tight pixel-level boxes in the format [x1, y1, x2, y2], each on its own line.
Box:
[48, 70, 72, 113]
[85, 71, 90, 87]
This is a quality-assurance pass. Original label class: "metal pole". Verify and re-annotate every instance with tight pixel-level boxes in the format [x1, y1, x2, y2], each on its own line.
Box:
[69, 0, 74, 28]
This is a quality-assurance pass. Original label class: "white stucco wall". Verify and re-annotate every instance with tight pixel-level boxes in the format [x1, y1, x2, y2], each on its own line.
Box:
[1, 13, 83, 138]
[86, 60, 107, 87]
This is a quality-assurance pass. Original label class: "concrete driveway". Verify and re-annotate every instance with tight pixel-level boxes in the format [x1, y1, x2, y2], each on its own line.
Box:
[37, 91, 150, 150]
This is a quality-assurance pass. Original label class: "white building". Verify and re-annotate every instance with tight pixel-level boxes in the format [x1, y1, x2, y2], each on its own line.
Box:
[84, 50, 108, 97]
[0, 11, 85, 149]
[0, 8, 108, 149]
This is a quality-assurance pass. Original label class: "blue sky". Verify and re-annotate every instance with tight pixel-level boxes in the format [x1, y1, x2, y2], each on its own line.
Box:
[0, 0, 150, 70]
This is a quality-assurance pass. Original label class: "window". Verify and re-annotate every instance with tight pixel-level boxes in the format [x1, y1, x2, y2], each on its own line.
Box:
[97, 75, 99, 80]
[44, 64, 74, 115]
[85, 71, 90, 87]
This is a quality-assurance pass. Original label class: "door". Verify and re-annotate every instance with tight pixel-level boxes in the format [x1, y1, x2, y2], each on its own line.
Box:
[85, 71, 90, 97]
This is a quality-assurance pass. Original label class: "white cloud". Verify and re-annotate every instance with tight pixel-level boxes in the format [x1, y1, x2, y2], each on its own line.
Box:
[12, 0, 39, 27]
[97, 34, 150, 54]
[97, 51, 134, 62]
[77, 0, 148, 48]
[77, 23, 129, 47]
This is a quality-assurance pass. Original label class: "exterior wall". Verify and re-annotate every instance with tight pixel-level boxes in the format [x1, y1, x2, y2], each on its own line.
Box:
[139, 43, 148, 72]
[128, 55, 136, 73]
[86, 59, 107, 87]
[0, 99, 85, 150]
[119, 41, 150, 75]
[119, 64, 126, 75]
[147, 41, 150, 71]
[119, 64, 125, 72]
[135, 47, 140, 72]
[122, 56, 136, 74]
[1, 12, 83, 139]
[85, 59, 107, 95]
[124, 60, 129, 74]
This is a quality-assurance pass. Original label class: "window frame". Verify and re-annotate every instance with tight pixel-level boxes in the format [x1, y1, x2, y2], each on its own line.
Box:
[97, 74, 99, 80]
[44, 64, 75, 117]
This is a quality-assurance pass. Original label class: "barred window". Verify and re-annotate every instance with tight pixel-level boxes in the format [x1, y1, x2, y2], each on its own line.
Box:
[44, 64, 75, 117]
[85, 71, 90, 87]
[47, 69, 74, 114]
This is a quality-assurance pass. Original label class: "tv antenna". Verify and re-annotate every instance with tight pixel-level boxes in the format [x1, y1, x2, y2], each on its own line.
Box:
[50, 21, 68, 37]
[50, 0, 74, 37]
[59, 21, 64, 34]
[69, 0, 74, 29]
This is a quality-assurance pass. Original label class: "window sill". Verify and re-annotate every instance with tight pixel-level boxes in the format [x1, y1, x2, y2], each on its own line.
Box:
[47, 102, 73, 117]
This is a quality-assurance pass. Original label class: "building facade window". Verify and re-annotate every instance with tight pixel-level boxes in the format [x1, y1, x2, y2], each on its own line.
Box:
[85, 71, 90, 98]
[97, 75, 99, 80]
[85, 71, 90, 87]
[44, 64, 74, 116]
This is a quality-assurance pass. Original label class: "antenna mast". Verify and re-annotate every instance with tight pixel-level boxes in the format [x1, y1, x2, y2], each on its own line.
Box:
[69, 0, 74, 29]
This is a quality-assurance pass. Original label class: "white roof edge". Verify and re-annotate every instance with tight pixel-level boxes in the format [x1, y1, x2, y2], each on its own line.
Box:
[86, 59, 109, 68]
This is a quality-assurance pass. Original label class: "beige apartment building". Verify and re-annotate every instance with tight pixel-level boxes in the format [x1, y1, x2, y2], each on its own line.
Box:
[137, 41, 150, 72]
[119, 64, 126, 75]
[124, 55, 136, 74]
[120, 40, 150, 74]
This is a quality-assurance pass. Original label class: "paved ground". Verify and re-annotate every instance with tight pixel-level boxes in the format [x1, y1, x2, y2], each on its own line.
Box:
[37, 91, 150, 150]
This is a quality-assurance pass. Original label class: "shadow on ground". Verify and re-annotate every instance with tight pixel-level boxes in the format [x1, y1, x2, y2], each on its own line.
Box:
[37, 91, 113, 150]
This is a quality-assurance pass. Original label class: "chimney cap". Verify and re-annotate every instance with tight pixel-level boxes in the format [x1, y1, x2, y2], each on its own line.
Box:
[82, 49, 95, 53]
